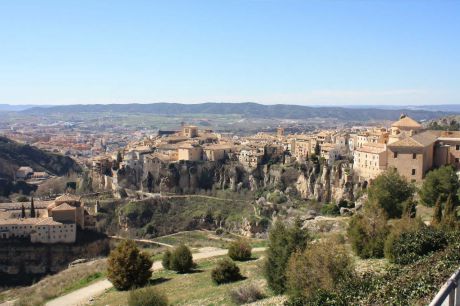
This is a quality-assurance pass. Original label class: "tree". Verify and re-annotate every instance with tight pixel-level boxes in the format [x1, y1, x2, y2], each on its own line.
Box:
[30, 197, 35, 218]
[147, 172, 154, 193]
[228, 239, 252, 261]
[419, 166, 459, 207]
[432, 196, 443, 225]
[286, 239, 355, 304]
[264, 219, 310, 294]
[348, 201, 389, 258]
[402, 199, 417, 218]
[169, 244, 194, 273]
[367, 168, 415, 218]
[21, 204, 26, 218]
[442, 193, 458, 229]
[107, 240, 153, 290]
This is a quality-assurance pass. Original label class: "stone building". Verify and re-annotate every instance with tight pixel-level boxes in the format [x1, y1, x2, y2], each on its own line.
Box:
[353, 143, 387, 181]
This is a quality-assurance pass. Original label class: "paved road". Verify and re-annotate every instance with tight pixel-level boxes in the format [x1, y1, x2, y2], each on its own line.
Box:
[46, 247, 266, 306]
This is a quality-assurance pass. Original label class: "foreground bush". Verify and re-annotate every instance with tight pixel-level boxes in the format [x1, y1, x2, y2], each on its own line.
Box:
[169, 244, 194, 273]
[107, 240, 153, 290]
[128, 287, 168, 306]
[162, 250, 171, 269]
[228, 239, 252, 261]
[384, 226, 448, 264]
[230, 283, 266, 305]
[367, 168, 415, 218]
[348, 203, 389, 258]
[264, 219, 310, 293]
[286, 239, 355, 304]
[211, 258, 243, 284]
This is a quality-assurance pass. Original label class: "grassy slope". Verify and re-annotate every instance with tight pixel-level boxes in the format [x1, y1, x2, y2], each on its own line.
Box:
[93, 254, 271, 306]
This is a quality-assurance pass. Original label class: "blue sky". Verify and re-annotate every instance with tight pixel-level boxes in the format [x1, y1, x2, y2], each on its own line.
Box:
[0, 0, 459, 105]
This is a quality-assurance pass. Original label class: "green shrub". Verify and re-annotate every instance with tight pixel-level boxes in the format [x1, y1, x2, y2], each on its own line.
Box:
[228, 239, 252, 261]
[128, 287, 168, 306]
[384, 226, 448, 264]
[229, 283, 266, 305]
[107, 240, 153, 290]
[286, 239, 355, 304]
[211, 258, 243, 285]
[215, 228, 224, 235]
[162, 250, 171, 270]
[169, 244, 194, 273]
[320, 203, 340, 216]
[348, 204, 389, 258]
[367, 168, 415, 218]
[264, 219, 310, 294]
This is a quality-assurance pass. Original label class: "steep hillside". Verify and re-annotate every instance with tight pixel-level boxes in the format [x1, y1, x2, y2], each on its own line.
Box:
[23, 102, 453, 121]
[0, 136, 81, 180]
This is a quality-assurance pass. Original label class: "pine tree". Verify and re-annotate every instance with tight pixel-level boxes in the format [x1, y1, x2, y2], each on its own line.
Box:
[432, 196, 443, 225]
[442, 194, 457, 229]
[30, 197, 36, 218]
[264, 219, 310, 294]
[21, 204, 26, 218]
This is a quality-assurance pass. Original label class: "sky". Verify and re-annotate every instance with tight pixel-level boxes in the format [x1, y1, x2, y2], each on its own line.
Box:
[0, 0, 459, 106]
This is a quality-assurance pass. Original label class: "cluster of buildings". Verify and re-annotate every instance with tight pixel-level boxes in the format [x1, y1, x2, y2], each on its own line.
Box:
[90, 115, 460, 191]
[353, 115, 460, 182]
[0, 194, 95, 244]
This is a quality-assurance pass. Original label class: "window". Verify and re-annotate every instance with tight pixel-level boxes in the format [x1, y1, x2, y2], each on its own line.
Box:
[457, 145, 460, 151]
[412, 169, 416, 175]
[394, 152, 398, 158]
[456, 158, 459, 163]
[412, 153, 417, 159]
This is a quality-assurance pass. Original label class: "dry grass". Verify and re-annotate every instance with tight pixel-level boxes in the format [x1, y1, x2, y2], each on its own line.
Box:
[2, 259, 107, 306]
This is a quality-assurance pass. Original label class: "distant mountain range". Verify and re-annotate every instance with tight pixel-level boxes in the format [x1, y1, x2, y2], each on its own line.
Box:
[17, 102, 458, 121]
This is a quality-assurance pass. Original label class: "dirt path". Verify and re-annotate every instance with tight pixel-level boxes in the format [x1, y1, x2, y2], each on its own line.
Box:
[45, 247, 266, 306]
[109, 235, 174, 248]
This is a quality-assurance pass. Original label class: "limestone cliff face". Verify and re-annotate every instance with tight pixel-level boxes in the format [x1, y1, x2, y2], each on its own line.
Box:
[0, 237, 109, 285]
[113, 160, 358, 204]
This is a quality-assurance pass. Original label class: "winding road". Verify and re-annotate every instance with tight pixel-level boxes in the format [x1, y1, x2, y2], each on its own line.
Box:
[45, 247, 266, 306]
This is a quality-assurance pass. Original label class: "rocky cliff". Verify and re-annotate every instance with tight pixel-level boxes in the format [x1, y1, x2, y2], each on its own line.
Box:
[113, 159, 362, 205]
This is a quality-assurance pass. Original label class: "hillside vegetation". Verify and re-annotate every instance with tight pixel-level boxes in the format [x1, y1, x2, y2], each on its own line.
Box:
[0, 136, 81, 180]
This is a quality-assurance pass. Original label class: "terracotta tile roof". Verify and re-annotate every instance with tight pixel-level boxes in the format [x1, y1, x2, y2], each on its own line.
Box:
[391, 116, 422, 128]
[0, 218, 41, 225]
[388, 131, 437, 148]
[52, 203, 76, 211]
[356, 143, 386, 154]
[55, 194, 81, 202]
[36, 217, 64, 226]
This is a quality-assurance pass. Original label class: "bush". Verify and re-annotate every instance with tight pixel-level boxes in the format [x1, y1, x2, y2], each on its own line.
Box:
[128, 287, 168, 306]
[162, 250, 171, 269]
[367, 168, 415, 218]
[264, 219, 310, 294]
[384, 226, 449, 264]
[419, 165, 459, 207]
[211, 258, 243, 284]
[348, 203, 389, 258]
[215, 228, 224, 235]
[228, 239, 252, 261]
[286, 239, 355, 304]
[320, 203, 340, 216]
[230, 283, 266, 305]
[169, 244, 194, 273]
[107, 240, 153, 291]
